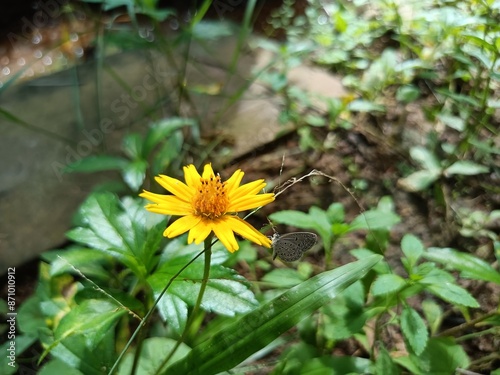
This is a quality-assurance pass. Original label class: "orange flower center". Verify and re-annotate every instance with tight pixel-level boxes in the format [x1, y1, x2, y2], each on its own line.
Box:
[193, 174, 229, 219]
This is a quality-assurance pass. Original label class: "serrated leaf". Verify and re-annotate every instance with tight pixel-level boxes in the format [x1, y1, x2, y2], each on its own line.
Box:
[398, 170, 440, 192]
[64, 156, 128, 173]
[444, 161, 489, 176]
[375, 346, 400, 375]
[65, 193, 151, 277]
[371, 274, 406, 296]
[164, 255, 382, 375]
[401, 234, 425, 267]
[423, 247, 500, 284]
[148, 244, 258, 322]
[406, 337, 469, 374]
[401, 306, 428, 355]
[425, 282, 479, 307]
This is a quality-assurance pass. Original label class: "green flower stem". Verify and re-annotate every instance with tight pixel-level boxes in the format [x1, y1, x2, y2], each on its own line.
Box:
[155, 234, 214, 374]
[108, 249, 206, 375]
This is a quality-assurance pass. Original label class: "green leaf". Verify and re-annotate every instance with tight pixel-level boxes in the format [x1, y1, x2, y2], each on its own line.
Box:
[122, 159, 147, 191]
[117, 337, 190, 375]
[304, 114, 326, 127]
[122, 133, 143, 159]
[326, 203, 345, 223]
[53, 299, 125, 349]
[422, 247, 500, 284]
[17, 295, 47, 336]
[401, 234, 425, 267]
[410, 146, 441, 172]
[65, 192, 149, 277]
[143, 117, 197, 156]
[151, 131, 184, 176]
[321, 282, 368, 341]
[401, 306, 428, 355]
[371, 274, 406, 296]
[435, 88, 481, 107]
[44, 247, 112, 280]
[348, 99, 385, 112]
[375, 346, 400, 375]
[269, 210, 315, 229]
[148, 241, 258, 334]
[397, 170, 440, 192]
[425, 282, 479, 308]
[42, 326, 116, 375]
[422, 299, 443, 335]
[164, 255, 382, 375]
[402, 337, 469, 374]
[39, 359, 85, 375]
[396, 85, 420, 103]
[261, 268, 306, 288]
[350, 209, 401, 231]
[437, 113, 465, 132]
[302, 356, 373, 374]
[64, 156, 129, 173]
[444, 161, 489, 176]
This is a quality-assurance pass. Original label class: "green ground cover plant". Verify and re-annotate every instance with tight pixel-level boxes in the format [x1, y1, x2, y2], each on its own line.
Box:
[1, 0, 498, 374]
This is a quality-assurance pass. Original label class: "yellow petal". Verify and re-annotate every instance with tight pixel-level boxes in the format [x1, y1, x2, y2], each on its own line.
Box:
[140, 191, 192, 210]
[155, 175, 194, 202]
[224, 169, 244, 193]
[228, 193, 275, 212]
[188, 219, 213, 244]
[144, 203, 192, 216]
[164, 215, 201, 238]
[183, 164, 201, 189]
[228, 179, 267, 200]
[212, 218, 239, 252]
[202, 163, 215, 179]
[226, 216, 272, 248]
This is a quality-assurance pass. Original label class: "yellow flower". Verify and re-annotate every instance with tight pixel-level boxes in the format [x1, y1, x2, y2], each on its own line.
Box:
[139, 164, 275, 252]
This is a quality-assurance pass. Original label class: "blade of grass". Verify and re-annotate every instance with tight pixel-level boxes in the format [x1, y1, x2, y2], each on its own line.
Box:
[164, 254, 382, 375]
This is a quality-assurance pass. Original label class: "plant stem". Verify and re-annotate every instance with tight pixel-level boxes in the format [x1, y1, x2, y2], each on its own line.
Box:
[155, 234, 214, 374]
[436, 310, 498, 338]
[108, 248, 205, 375]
